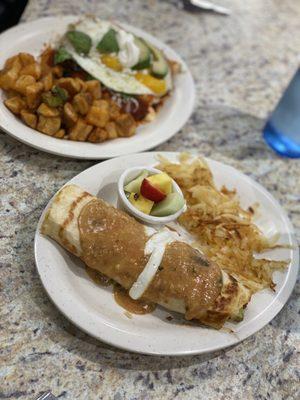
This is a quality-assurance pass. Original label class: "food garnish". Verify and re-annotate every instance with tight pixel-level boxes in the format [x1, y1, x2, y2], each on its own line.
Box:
[66, 30, 92, 55]
[54, 47, 72, 64]
[97, 28, 119, 53]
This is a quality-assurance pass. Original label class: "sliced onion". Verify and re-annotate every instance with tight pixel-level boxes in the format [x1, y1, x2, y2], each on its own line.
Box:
[129, 228, 180, 300]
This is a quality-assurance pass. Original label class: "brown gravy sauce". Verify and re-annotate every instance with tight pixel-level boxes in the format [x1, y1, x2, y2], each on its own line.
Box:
[144, 242, 222, 320]
[85, 266, 112, 286]
[85, 265, 154, 315]
[86, 264, 154, 314]
[113, 284, 156, 315]
[78, 199, 222, 321]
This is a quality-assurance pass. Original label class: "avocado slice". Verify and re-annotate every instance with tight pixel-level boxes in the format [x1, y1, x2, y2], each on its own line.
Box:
[151, 193, 185, 217]
[124, 170, 149, 193]
[147, 42, 169, 78]
[66, 30, 92, 55]
[97, 29, 119, 53]
[132, 38, 151, 70]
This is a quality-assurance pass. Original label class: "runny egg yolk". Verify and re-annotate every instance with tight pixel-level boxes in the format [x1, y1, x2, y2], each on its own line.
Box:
[135, 73, 167, 95]
[100, 55, 123, 72]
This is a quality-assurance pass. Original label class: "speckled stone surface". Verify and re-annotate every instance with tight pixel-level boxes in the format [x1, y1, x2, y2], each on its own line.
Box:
[0, 1, 299, 399]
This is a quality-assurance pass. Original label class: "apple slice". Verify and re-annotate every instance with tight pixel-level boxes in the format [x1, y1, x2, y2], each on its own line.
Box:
[147, 173, 172, 195]
[140, 178, 166, 202]
[129, 193, 154, 214]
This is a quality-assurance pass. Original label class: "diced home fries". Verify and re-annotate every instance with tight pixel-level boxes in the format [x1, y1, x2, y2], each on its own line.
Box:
[0, 49, 139, 142]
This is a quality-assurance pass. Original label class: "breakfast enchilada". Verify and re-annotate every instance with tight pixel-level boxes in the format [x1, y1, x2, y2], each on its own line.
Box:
[41, 184, 251, 329]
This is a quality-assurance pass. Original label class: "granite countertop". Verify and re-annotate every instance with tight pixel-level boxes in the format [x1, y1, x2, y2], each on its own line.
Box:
[1, 1, 299, 399]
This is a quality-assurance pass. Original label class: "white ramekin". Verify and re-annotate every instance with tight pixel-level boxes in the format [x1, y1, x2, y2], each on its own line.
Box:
[117, 166, 187, 225]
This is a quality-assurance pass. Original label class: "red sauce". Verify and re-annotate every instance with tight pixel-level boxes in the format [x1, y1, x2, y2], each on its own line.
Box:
[103, 89, 152, 121]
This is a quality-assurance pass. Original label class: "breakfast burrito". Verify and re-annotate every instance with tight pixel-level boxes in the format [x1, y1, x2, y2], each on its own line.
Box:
[41, 184, 251, 328]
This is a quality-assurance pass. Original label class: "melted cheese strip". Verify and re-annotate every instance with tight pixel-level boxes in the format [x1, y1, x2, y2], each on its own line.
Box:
[129, 228, 180, 300]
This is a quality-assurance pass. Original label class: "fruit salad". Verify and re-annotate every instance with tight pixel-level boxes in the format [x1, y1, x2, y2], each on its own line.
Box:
[124, 170, 185, 217]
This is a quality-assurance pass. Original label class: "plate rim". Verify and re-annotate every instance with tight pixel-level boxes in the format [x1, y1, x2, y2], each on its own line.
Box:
[34, 151, 299, 355]
[0, 16, 195, 159]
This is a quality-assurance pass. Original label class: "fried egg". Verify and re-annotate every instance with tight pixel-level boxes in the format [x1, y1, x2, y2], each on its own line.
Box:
[61, 16, 172, 96]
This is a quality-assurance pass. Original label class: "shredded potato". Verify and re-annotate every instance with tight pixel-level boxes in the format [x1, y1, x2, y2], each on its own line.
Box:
[157, 153, 288, 294]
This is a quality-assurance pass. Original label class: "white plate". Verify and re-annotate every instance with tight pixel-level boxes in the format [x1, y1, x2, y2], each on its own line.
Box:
[34, 152, 298, 355]
[0, 17, 195, 159]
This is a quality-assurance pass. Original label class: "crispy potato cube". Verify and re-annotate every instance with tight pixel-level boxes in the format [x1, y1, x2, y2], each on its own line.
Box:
[74, 77, 86, 91]
[41, 72, 53, 91]
[40, 48, 54, 75]
[85, 80, 101, 100]
[69, 118, 93, 141]
[5, 89, 19, 99]
[0, 67, 20, 91]
[37, 103, 60, 117]
[63, 102, 78, 127]
[4, 55, 20, 70]
[26, 82, 44, 109]
[86, 100, 109, 128]
[52, 65, 63, 78]
[20, 62, 41, 80]
[84, 92, 93, 105]
[37, 115, 61, 136]
[88, 127, 108, 143]
[79, 80, 88, 92]
[105, 121, 118, 140]
[115, 114, 136, 137]
[109, 101, 121, 120]
[0, 72, 8, 90]
[93, 99, 112, 109]
[57, 78, 81, 97]
[15, 75, 36, 95]
[11, 57, 23, 73]
[4, 55, 22, 76]
[20, 109, 37, 129]
[4, 96, 26, 115]
[19, 53, 35, 67]
[72, 93, 92, 115]
[6, 69, 21, 89]
[54, 129, 65, 138]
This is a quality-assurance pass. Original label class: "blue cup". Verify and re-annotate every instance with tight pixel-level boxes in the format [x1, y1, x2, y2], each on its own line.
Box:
[263, 68, 300, 158]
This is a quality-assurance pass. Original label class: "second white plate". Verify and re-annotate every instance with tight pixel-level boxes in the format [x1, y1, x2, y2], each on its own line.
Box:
[0, 16, 195, 159]
[34, 152, 298, 355]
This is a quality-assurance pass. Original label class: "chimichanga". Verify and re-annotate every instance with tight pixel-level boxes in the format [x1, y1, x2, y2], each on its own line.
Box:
[41, 184, 251, 328]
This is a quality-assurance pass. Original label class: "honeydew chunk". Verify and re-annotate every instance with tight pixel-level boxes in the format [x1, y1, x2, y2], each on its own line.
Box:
[151, 192, 184, 217]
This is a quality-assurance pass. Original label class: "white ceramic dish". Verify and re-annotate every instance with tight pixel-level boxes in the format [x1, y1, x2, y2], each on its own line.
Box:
[34, 152, 298, 356]
[0, 16, 195, 159]
[117, 166, 186, 225]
